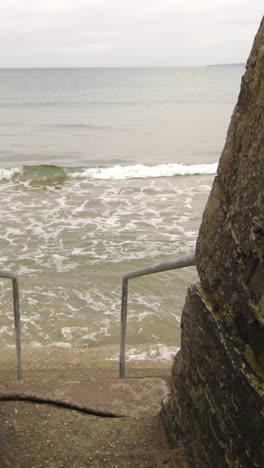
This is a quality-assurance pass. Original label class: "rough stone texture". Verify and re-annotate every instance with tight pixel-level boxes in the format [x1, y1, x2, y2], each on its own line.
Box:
[162, 17, 264, 468]
[197, 17, 264, 363]
[162, 286, 264, 466]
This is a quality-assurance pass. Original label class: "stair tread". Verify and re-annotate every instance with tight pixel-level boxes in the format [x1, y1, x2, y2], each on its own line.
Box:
[0, 376, 169, 417]
[0, 400, 189, 467]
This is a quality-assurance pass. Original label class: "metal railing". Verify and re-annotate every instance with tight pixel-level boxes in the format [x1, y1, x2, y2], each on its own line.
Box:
[119, 253, 196, 377]
[0, 270, 23, 380]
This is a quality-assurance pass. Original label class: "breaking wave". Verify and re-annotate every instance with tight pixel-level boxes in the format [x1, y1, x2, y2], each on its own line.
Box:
[0, 162, 217, 185]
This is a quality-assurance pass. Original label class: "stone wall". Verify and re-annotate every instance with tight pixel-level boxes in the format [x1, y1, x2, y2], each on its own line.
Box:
[162, 17, 264, 467]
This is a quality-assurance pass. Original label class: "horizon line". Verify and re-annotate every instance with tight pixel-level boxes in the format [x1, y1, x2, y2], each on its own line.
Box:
[0, 63, 246, 70]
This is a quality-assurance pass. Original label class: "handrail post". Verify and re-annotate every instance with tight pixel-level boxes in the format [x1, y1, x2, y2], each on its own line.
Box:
[119, 253, 196, 377]
[0, 270, 23, 380]
[119, 278, 128, 377]
[12, 277, 23, 380]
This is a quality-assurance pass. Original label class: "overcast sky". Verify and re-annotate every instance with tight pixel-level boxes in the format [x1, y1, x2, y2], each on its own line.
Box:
[0, 0, 263, 67]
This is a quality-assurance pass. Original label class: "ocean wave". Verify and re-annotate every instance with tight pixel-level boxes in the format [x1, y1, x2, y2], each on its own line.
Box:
[0, 167, 23, 181]
[0, 162, 217, 184]
[70, 162, 218, 180]
[0, 165, 67, 186]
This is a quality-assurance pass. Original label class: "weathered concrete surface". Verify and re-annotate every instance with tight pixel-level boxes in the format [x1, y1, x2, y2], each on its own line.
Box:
[0, 348, 190, 467]
[162, 16, 264, 468]
[0, 400, 189, 467]
[0, 377, 169, 418]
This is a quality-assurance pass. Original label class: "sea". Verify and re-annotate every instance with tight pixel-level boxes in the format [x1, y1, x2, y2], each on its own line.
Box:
[0, 66, 245, 363]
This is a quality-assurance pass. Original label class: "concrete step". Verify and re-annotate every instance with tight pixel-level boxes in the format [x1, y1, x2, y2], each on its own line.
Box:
[0, 400, 189, 467]
[0, 348, 189, 467]
[0, 376, 169, 417]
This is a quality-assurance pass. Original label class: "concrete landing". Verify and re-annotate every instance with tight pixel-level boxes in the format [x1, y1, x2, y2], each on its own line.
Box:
[0, 347, 189, 467]
[0, 377, 189, 468]
[0, 399, 188, 467]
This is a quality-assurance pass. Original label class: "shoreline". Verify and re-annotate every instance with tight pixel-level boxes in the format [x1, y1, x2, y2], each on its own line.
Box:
[0, 344, 175, 383]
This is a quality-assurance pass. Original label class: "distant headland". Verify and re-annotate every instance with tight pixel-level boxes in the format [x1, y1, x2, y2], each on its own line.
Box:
[207, 62, 245, 67]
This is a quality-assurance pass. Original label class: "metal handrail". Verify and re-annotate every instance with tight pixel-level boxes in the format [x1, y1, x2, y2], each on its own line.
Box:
[119, 253, 196, 377]
[0, 270, 23, 380]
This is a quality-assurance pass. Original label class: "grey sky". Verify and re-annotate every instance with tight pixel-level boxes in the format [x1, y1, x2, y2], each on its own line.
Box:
[0, 0, 263, 67]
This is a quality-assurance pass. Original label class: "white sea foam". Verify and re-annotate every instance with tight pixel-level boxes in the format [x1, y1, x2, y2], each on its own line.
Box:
[30, 341, 43, 348]
[0, 66, 242, 353]
[108, 345, 180, 361]
[128, 345, 180, 361]
[50, 342, 72, 349]
[0, 159, 211, 350]
[0, 326, 13, 337]
[71, 163, 218, 180]
[0, 167, 22, 181]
